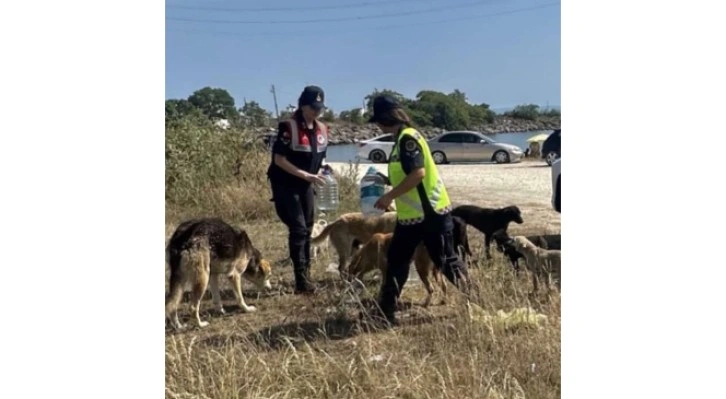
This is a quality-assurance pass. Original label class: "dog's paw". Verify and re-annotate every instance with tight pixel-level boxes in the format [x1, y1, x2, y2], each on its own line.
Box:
[197, 321, 210, 328]
[215, 306, 226, 315]
[242, 305, 257, 313]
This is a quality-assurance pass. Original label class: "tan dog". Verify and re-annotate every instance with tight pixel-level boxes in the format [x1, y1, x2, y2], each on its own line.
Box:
[511, 236, 561, 293]
[346, 233, 448, 307]
[311, 212, 398, 274]
[165, 218, 273, 330]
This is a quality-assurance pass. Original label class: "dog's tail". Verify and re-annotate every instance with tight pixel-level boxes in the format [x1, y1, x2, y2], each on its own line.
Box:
[311, 220, 337, 245]
[166, 239, 209, 314]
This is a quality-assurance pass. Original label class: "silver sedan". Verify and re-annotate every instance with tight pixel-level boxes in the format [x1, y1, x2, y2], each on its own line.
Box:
[427, 131, 524, 164]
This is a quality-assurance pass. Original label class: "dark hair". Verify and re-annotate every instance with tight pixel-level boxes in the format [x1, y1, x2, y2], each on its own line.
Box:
[376, 108, 413, 127]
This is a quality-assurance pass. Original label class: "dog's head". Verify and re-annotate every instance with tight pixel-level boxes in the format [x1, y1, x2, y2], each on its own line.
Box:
[504, 206, 524, 224]
[511, 236, 536, 253]
[347, 234, 390, 280]
[244, 249, 273, 291]
[491, 229, 512, 252]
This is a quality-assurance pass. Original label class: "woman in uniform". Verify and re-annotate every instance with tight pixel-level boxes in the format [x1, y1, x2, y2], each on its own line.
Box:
[267, 85, 331, 295]
[367, 95, 471, 326]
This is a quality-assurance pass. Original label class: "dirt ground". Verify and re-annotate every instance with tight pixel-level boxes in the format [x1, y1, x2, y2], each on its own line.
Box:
[328, 160, 561, 236]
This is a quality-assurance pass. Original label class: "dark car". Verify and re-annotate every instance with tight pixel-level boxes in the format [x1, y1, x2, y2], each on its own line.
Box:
[541, 129, 561, 166]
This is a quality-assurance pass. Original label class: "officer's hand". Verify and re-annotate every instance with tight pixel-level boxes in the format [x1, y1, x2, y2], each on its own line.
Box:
[374, 193, 393, 210]
[305, 173, 326, 186]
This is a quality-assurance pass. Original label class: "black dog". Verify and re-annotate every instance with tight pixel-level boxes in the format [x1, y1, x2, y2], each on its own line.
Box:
[492, 229, 561, 271]
[452, 215, 473, 265]
[451, 205, 524, 259]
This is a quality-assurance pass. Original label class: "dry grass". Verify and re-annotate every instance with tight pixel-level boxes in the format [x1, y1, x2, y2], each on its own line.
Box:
[164, 225, 560, 399]
[166, 130, 560, 398]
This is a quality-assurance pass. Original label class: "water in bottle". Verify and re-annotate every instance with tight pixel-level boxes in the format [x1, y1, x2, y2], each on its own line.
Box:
[360, 166, 386, 217]
[317, 168, 339, 212]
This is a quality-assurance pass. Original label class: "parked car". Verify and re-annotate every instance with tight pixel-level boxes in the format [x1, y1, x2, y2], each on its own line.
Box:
[356, 133, 395, 163]
[551, 157, 561, 213]
[541, 129, 561, 166]
[427, 131, 524, 164]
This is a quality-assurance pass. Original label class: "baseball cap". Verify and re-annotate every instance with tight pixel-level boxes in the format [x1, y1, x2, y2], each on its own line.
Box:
[367, 95, 401, 123]
[299, 85, 325, 111]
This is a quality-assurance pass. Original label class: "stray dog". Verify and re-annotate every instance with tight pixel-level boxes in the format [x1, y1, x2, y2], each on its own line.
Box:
[452, 216, 473, 265]
[310, 219, 328, 260]
[165, 218, 273, 330]
[510, 236, 561, 294]
[311, 212, 398, 275]
[492, 229, 561, 271]
[451, 205, 524, 260]
[346, 233, 448, 307]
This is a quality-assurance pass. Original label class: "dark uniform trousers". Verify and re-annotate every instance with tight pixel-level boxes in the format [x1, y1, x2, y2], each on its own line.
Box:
[271, 183, 315, 278]
[379, 212, 470, 317]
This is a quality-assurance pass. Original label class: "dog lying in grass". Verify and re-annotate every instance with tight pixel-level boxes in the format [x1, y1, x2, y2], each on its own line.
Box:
[346, 233, 448, 307]
[510, 236, 561, 294]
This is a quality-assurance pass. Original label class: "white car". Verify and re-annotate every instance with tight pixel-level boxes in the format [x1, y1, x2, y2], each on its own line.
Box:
[356, 134, 396, 163]
[551, 158, 561, 213]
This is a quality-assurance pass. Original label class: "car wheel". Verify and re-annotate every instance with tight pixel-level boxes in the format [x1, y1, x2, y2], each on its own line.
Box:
[369, 149, 387, 163]
[546, 151, 558, 166]
[432, 151, 447, 164]
[493, 150, 510, 164]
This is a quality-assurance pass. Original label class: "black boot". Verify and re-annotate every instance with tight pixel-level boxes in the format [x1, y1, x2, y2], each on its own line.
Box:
[293, 263, 316, 295]
[359, 288, 398, 329]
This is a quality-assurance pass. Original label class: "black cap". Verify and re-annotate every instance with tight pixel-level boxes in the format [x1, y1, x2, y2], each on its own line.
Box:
[299, 85, 325, 111]
[368, 95, 401, 123]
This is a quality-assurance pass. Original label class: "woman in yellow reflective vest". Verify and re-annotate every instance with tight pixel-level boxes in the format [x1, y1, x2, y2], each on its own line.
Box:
[367, 95, 471, 327]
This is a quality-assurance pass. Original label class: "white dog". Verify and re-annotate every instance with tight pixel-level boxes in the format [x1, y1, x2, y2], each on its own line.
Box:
[311, 219, 329, 260]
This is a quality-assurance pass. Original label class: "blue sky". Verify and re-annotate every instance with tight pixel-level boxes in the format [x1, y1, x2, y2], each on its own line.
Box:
[165, 0, 560, 113]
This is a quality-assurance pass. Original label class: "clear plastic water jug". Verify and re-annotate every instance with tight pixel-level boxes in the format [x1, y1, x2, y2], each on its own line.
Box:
[360, 166, 386, 217]
[317, 168, 339, 212]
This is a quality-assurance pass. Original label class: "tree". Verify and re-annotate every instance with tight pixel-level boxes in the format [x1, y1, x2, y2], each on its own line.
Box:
[339, 108, 365, 125]
[187, 87, 238, 121]
[505, 104, 541, 121]
[320, 109, 336, 122]
[364, 89, 409, 113]
[165, 99, 204, 124]
[240, 101, 272, 127]
[413, 90, 470, 130]
[448, 89, 468, 103]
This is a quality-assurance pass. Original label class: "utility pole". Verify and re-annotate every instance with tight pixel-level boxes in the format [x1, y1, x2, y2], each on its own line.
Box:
[270, 84, 280, 121]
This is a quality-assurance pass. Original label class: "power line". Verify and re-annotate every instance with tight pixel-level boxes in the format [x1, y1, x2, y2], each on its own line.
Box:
[166, 2, 559, 37]
[166, 0, 510, 25]
[166, 0, 445, 13]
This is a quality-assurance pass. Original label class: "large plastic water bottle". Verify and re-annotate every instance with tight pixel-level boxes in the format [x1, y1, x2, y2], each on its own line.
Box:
[360, 166, 386, 217]
[317, 167, 339, 212]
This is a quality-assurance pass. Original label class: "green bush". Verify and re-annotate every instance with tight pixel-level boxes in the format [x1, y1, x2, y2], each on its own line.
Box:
[505, 104, 541, 121]
[166, 118, 360, 223]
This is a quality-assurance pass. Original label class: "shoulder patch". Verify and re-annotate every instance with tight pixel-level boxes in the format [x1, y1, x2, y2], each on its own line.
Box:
[280, 130, 291, 144]
[404, 140, 418, 152]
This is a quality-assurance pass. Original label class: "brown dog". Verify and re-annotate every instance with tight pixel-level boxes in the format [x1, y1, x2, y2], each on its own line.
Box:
[511, 235, 561, 293]
[165, 218, 273, 330]
[311, 212, 398, 275]
[346, 233, 448, 307]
